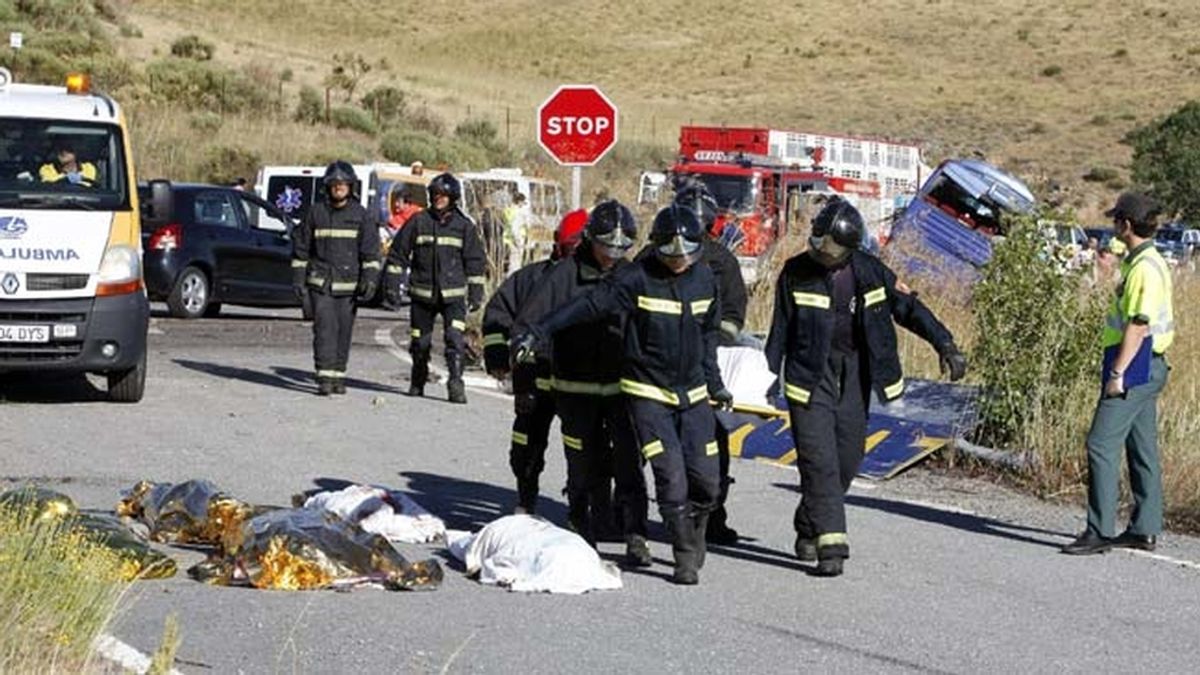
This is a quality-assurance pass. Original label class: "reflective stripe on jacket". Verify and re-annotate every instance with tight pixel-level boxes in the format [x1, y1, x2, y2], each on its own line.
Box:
[291, 200, 381, 297]
[385, 207, 486, 306]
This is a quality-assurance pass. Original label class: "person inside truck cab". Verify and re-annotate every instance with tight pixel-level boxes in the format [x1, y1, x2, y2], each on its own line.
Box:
[38, 141, 97, 187]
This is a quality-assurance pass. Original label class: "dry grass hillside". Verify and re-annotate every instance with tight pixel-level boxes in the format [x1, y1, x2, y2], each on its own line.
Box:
[121, 0, 1200, 216]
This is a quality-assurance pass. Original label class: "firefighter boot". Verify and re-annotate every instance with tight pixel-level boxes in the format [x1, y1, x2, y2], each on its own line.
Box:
[408, 348, 429, 397]
[706, 477, 739, 545]
[664, 508, 700, 586]
[567, 497, 594, 547]
[793, 535, 817, 562]
[447, 353, 467, 404]
[316, 376, 334, 397]
[692, 510, 710, 570]
[514, 476, 539, 514]
[624, 534, 653, 568]
[331, 377, 347, 395]
[589, 482, 621, 543]
[813, 538, 849, 577]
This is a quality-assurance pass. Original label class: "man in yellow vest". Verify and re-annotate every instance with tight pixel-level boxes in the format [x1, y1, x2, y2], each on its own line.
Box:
[39, 142, 97, 187]
[1063, 192, 1174, 555]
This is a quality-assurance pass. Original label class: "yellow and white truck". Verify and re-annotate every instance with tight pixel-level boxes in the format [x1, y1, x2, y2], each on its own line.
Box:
[0, 68, 150, 402]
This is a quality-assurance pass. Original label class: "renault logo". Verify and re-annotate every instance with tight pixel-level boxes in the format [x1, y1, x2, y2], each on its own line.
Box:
[1, 272, 18, 295]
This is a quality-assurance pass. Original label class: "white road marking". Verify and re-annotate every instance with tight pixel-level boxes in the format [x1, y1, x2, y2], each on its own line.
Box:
[373, 327, 510, 401]
[93, 633, 184, 675]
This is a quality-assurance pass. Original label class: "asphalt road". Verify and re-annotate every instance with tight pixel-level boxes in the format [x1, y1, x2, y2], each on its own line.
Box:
[2, 303, 1199, 674]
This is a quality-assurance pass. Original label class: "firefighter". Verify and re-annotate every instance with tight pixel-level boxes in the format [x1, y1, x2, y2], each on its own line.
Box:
[515, 204, 734, 585]
[483, 209, 588, 514]
[384, 173, 487, 404]
[765, 197, 966, 576]
[674, 184, 748, 545]
[291, 161, 382, 396]
[513, 200, 649, 565]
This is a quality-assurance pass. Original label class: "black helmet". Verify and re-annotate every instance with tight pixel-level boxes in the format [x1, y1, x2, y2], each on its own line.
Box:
[322, 160, 357, 187]
[674, 183, 720, 232]
[811, 196, 865, 248]
[427, 172, 461, 204]
[584, 199, 636, 254]
[651, 203, 704, 262]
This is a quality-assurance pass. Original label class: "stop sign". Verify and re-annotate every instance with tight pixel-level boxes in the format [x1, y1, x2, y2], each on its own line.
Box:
[537, 85, 618, 166]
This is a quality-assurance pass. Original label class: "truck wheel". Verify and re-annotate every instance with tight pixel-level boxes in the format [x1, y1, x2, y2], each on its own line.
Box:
[108, 349, 146, 403]
[167, 266, 210, 319]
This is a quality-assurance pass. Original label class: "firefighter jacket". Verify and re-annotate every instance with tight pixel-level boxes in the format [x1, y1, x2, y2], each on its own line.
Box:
[702, 239, 747, 341]
[292, 200, 381, 297]
[385, 206, 486, 306]
[533, 255, 725, 409]
[764, 250, 953, 407]
[483, 257, 557, 394]
[515, 248, 627, 396]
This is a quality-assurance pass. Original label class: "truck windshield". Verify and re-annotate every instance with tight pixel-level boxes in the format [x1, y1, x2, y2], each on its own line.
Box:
[697, 174, 756, 213]
[0, 118, 129, 210]
[923, 174, 1004, 235]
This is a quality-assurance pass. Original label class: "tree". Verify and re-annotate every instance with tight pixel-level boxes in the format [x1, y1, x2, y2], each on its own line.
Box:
[1126, 100, 1200, 222]
[323, 52, 371, 102]
[360, 86, 406, 126]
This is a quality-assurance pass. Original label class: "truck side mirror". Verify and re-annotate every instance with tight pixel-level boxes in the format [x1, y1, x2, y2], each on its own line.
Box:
[147, 179, 173, 225]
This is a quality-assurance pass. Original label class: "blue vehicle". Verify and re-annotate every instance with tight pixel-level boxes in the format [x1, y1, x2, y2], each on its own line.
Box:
[887, 159, 1035, 280]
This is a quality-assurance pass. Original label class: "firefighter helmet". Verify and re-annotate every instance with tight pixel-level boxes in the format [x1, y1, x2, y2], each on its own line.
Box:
[651, 203, 704, 262]
[674, 183, 721, 232]
[584, 200, 636, 255]
[554, 209, 589, 259]
[427, 172, 462, 203]
[322, 160, 357, 187]
[810, 197, 864, 263]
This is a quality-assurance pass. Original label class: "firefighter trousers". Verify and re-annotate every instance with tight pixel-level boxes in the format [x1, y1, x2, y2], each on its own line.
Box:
[311, 291, 356, 380]
[627, 397, 720, 520]
[556, 393, 648, 541]
[786, 351, 867, 559]
[408, 298, 466, 363]
[510, 388, 557, 512]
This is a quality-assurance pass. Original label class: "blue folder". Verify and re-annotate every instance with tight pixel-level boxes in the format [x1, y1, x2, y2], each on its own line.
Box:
[1102, 340, 1151, 393]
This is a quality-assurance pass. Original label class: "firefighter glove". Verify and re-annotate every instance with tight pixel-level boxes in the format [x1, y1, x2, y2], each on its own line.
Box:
[468, 284, 484, 313]
[939, 343, 968, 382]
[710, 387, 735, 411]
[514, 391, 538, 416]
[356, 277, 378, 302]
[292, 266, 306, 299]
[511, 331, 541, 366]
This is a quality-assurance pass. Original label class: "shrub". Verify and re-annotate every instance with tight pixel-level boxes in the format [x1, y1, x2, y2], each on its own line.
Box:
[190, 111, 223, 133]
[403, 105, 446, 136]
[1082, 166, 1119, 182]
[144, 58, 268, 114]
[1126, 100, 1200, 221]
[972, 210, 1106, 459]
[360, 86, 406, 125]
[170, 34, 215, 61]
[330, 106, 378, 136]
[1041, 65, 1063, 77]
[379, 130, 489, 170]
[196, 145, 261, 186]
[295, 85, 324, 125]
[454, 118, 500, 150]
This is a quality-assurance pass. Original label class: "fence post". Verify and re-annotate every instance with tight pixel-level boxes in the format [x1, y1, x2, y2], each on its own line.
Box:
[506, 106, 511, 147]
[324, 87, 331, 124]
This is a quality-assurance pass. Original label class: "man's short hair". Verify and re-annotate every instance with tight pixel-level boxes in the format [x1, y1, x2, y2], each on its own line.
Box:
[1105, 191, 1161, 237]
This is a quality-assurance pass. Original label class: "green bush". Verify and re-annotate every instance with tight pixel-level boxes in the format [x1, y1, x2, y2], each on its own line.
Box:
[1082, 166, 1119, 183]
[196, 145, 261, 186]
[454, 118, 501, 150]
[1126, 100, 1200, 222]
[1041, 65, 1063, 77]
[360, 85, 406, 125]
[330, 106, 378, 136]
[170, 34, 215, 61]
[190, 111, 223, 133]
[379, 130, 489, 170]
[403, 105, 446, 136]
[295, 85, 324, 125]
[972, 210, 1106, 455]
[144, 58, 267, 114]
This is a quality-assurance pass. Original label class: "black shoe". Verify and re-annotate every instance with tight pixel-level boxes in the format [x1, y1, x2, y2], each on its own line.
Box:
[707, 519, 739, 546]
[1113, 531, 1157, 551]
[1060, 530, 1114, 555]
[447, 379, 467, 404]
[407, 383, 424, 397]
[624, 535, 653, 568]
[331, 379, 347, 395]
[316, 377, 334, 396]
[794, 535, 817, 562]
[812, 557, 844, 577]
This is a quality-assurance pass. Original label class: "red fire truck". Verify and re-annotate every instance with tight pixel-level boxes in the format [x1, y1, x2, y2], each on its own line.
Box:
[671, 126, 885, 257]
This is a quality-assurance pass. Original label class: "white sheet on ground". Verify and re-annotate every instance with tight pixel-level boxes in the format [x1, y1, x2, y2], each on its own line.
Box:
[449, 515, 622, 594]
[718, 345, 777, 405]
[302, 485, 446, 544]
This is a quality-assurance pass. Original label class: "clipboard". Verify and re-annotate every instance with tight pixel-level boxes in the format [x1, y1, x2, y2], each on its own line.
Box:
[1102, 340, 1151, 392]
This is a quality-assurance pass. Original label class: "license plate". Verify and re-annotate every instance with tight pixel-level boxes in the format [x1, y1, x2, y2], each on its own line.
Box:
[0, 324, 49, 343]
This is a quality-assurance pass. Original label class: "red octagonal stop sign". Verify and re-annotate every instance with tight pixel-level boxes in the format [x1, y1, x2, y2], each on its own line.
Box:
[538, 85, 618, 166]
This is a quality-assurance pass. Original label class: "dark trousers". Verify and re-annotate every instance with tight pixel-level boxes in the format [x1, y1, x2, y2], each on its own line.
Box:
[510, 388, 557, 511]
[408, 298, 466, 362]
[786, 352, 867, 557]
[311, 291, 356, 379]
[556, 393, 648, 540]
[1086, 356, 1169, 538]
[627, 397, 719, 519]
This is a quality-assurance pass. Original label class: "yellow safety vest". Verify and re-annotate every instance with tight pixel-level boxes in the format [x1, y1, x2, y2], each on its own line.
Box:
[1102, 242, 1174, 354]
[39, 162, 98, 187]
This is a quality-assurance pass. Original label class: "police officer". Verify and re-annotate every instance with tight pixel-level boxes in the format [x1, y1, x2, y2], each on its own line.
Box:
[1062, 192, 1174, 555]
[513, 201, 648, 563]
[482, 209, 588, 514]
[291, 161, 381, 396]
[765, 197, 966, 576]
[674, 184, 748, 545]
[517, 204, 735, 585]
[384, 173, 486, 404]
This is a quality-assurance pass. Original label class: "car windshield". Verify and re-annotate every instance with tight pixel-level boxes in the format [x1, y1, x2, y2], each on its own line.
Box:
[0, 118, 129, 210]
[696, 174, 756, 212]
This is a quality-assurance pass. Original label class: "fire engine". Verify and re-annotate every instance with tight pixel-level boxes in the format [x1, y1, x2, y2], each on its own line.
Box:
[670, 126, 895, 262]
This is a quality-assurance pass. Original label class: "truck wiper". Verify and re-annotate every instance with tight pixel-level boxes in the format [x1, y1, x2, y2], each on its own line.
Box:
[0, 192, 100, 210]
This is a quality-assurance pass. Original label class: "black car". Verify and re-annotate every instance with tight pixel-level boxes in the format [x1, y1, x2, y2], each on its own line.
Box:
[139, 182, 311, 319]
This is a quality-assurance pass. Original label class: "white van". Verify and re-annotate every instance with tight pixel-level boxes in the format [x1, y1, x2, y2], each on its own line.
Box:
[254, 163, 376, 226]
[0, 68, 150, 402]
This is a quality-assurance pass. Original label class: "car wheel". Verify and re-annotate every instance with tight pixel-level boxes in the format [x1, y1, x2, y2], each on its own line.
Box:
[107, 348, 146, 403]
[167, 266, 210, 319]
